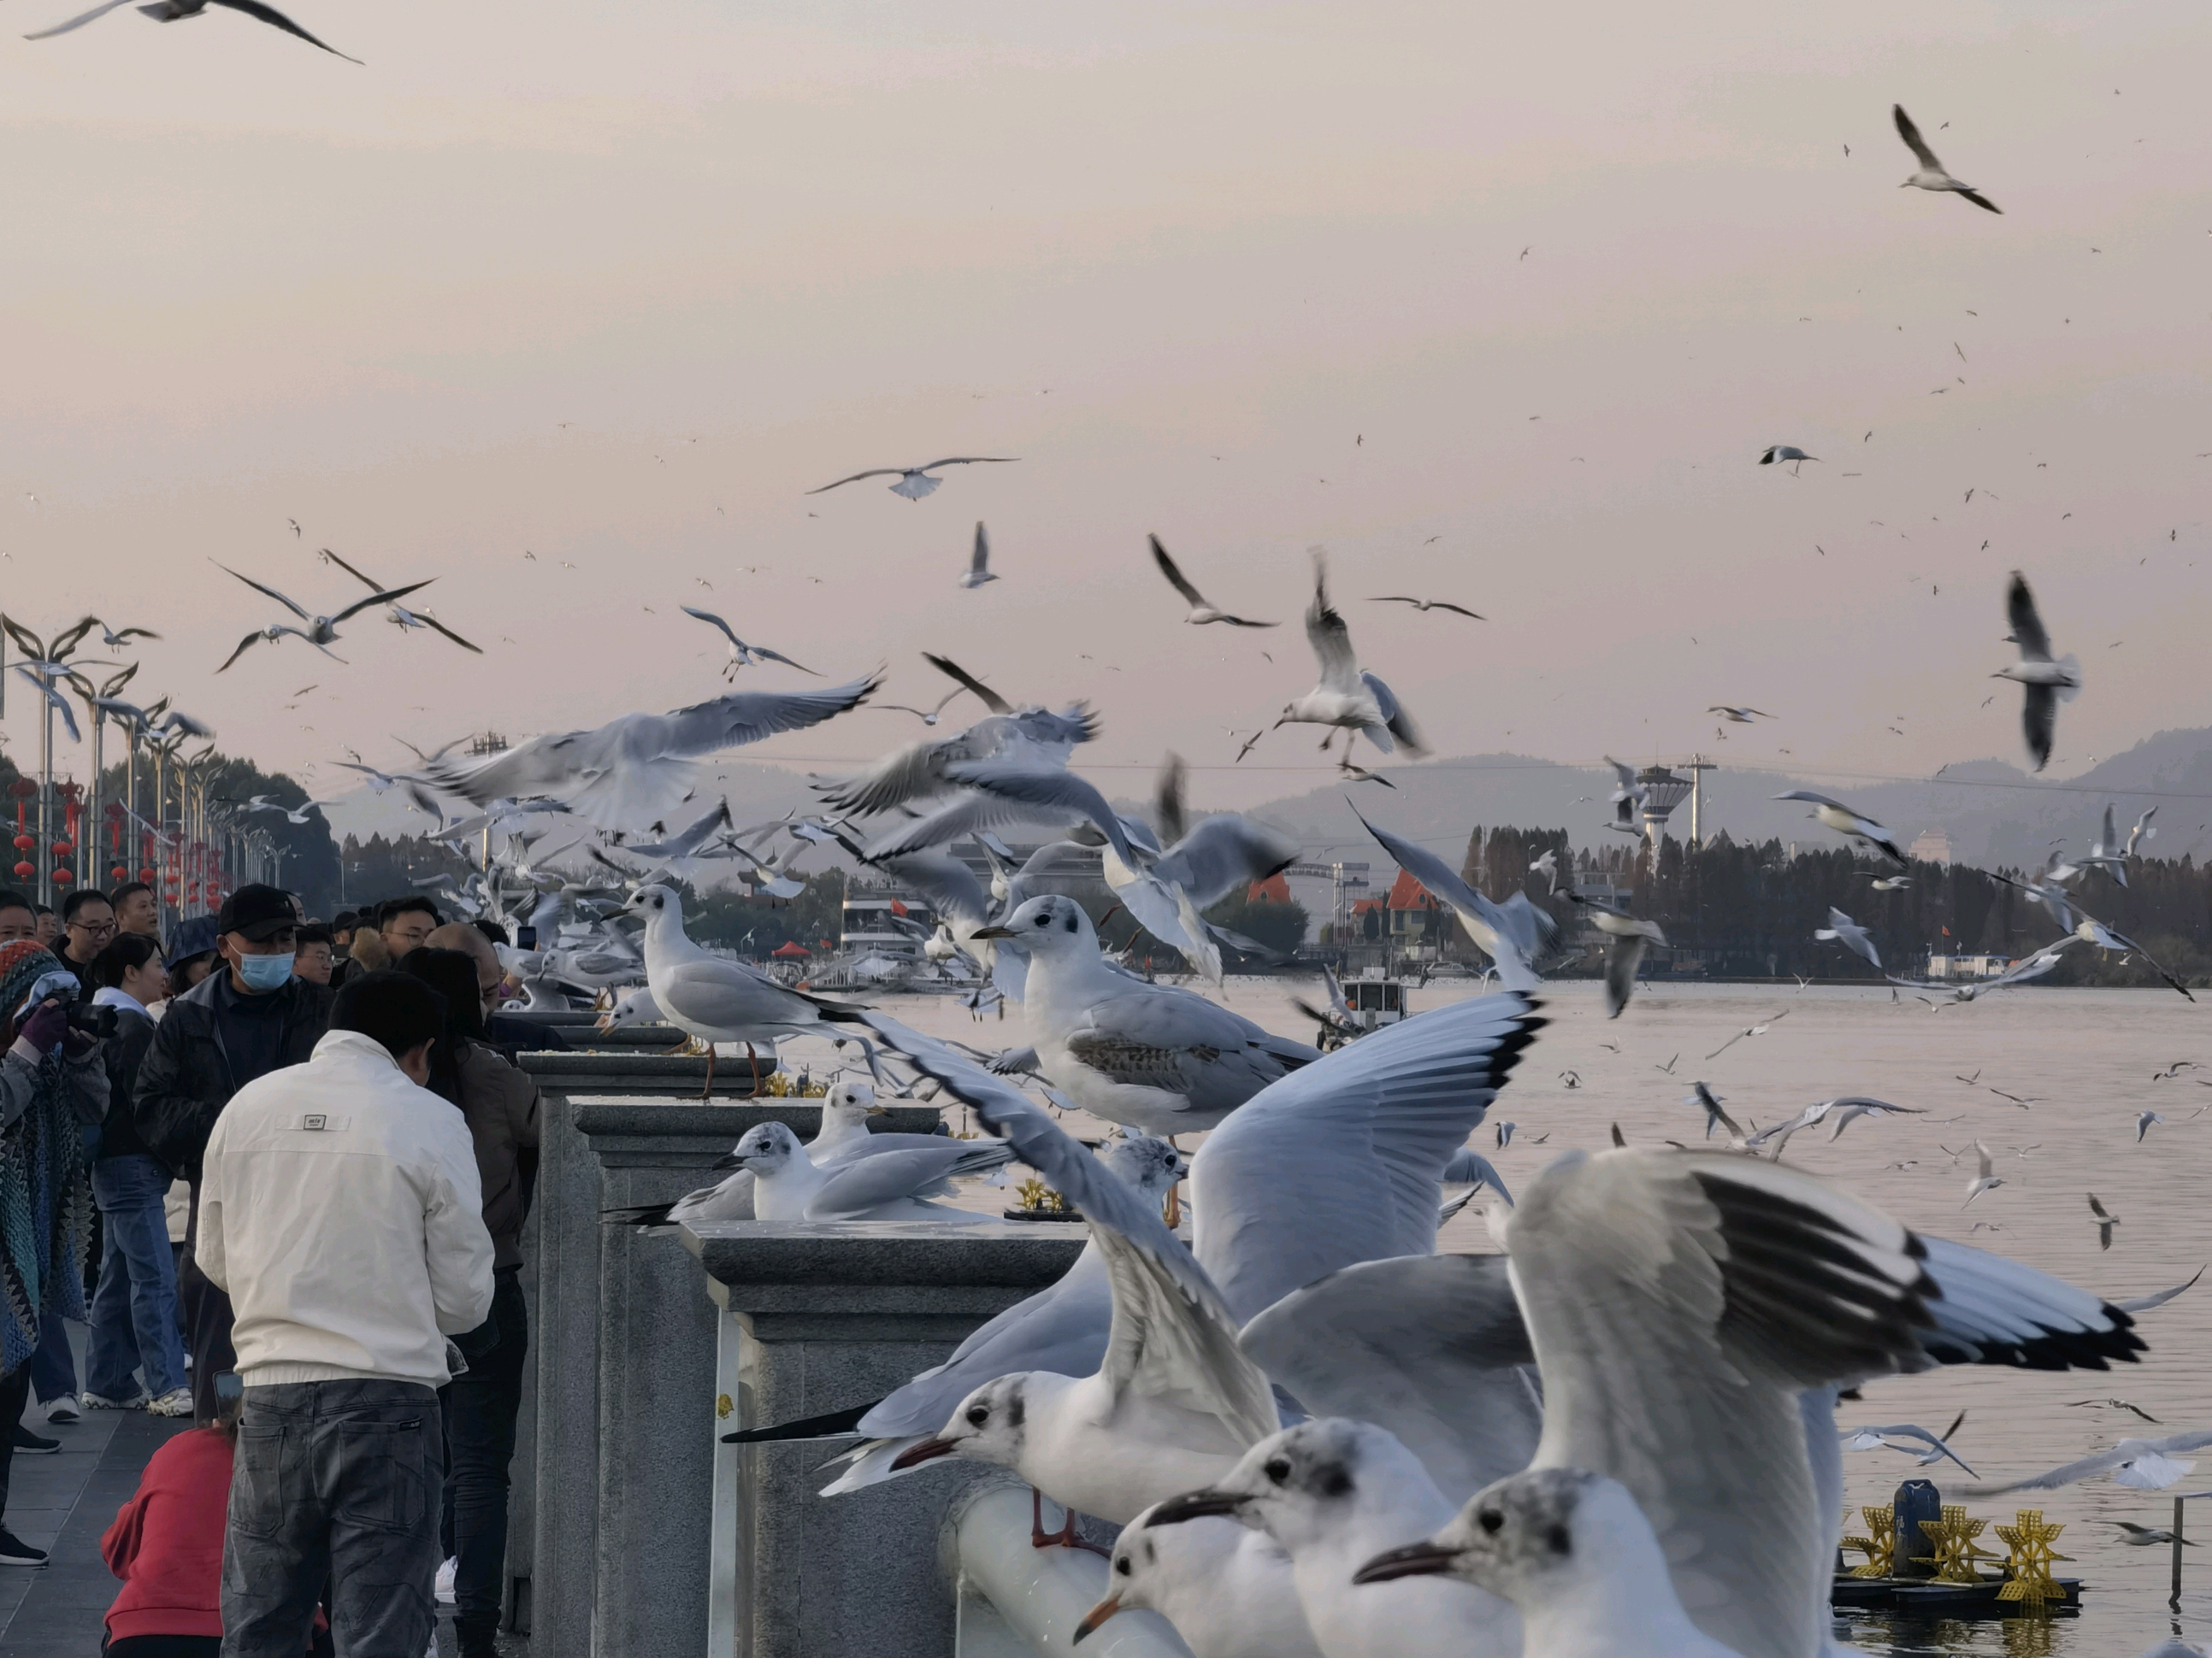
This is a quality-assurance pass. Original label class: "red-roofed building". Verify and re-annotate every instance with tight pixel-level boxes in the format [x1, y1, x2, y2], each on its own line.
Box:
[1246, 873, 1292, 904]
[1382, 868, 1448, 948]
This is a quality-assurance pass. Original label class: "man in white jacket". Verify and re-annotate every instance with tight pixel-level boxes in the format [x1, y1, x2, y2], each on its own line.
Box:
[200, 971, 495, 1658]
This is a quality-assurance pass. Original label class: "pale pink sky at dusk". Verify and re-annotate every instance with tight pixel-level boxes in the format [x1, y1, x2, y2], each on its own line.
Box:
[3, 0, 2208, 813]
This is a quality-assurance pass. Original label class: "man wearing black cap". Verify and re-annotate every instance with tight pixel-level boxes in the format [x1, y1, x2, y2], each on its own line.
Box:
[133, 885, 333, 1422]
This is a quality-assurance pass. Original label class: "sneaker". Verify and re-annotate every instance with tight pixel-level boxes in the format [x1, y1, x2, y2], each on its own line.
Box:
[0, 1528, 46, 1567]
[11, 1427, 58, 1455]
[42, 1396, 79, 1425]
[435, 1556, 458, 1606]
[146, 1388, 194, 1418]
[81, 1391, 149, 1412]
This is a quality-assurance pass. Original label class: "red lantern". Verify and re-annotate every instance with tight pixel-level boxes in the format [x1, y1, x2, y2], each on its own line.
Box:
[139, 867, 157, 883]
[51, 869, 73, 886]
[11, 835, 29, 853]
[51, 840, 73, 857]
[10, 862, 31, 881]
[111, 865, 128, 881]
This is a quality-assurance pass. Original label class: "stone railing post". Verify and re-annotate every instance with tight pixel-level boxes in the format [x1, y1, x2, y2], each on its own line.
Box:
[687, 1220, 1086, 1658]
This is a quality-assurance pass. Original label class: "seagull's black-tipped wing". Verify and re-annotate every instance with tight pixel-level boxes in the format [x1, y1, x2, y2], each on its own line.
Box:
[205, 0, 360, 60]
[1148, 535, 1206, 608]
[22, 0, 138, 40]
[329, 581, 434, 627]
[1956, 188, 2002, 215]
[915, 456, 1018, 472]
[805, 468, 903, 495]
[1423, 600, 1485, 619]
[417, 614, 484, 654]
[921, 651, 1011, 714]
[217, 562, 312, 622]
[2022, 683, 2055, 772]
[216, 629, 267, 674]
[969, 522, 990, 577]
[680, 605, 741, 648]
[319, 548, 384, 591]
[2006, 572, 2052, 659]
[1893, 104, 1942, 170]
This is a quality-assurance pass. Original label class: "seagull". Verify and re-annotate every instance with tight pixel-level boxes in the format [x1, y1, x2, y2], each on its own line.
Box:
[957, 523, 999, 589]
[679, 606, 819, 679]
[1759, 446, 1818, 475]
[1603, 758, 1648, 832]
[24, 0, 360, 61]
[1686, 1081, 1742, 1141]
[2127, 807, 2160, 857]
[1528, 849, 1559, 894]
[1352, 1468, 1739, 1658]
[2089, 1194, 2120, 1251]
[2137, 1111, 2166, 1142]
[1148, 535, 1277, 627]
[719, 1120, 1009, 1223]
[2112, 1521, 2194, 1547]
[1354, 809, 1558, 991]
[1368, 595, 1485, 620]
[1840, 1415, 1977, 1477]
[241, 794, 332, 826]
[1743, 1097, 1922, 1153]
[1262, 554, 1427, 760]
[1704, 1009, 1787, 1060]
[1893, 104, 2002, 213]
[1964, 1141, 2005, 1206]
[317, 550, 481, 653]
[1773, 790, 1907, 865]
[2072, 911, 2194, 1001]
[806, 456, 1018, 500]
[2069, 1398, 2161, 1424]
[1075, 1498, 1323, 1658]
[88, 619, 160, 648]
[1707, 706, 1771, 722]
[968, 894, 1317, 1135]
[1570, 891, 1667, 1019]
[215, 564, 432, 671]
[874, 686, 970, 727]
[9, 665, 82, 742]
[1814, 906, 1880, 970]
[1995, 572, 2079, 772]
[1865, 874, 1911, 891]
[1966, 1431, 2212, 1497]
[623, 883, 872, 1094]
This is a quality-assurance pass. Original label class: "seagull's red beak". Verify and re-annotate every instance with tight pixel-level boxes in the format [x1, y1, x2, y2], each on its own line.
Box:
[889, 1436, 959, 1472]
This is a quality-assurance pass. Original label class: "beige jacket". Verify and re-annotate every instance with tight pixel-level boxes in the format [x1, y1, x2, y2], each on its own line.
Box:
[198, 1029, 495, 1388]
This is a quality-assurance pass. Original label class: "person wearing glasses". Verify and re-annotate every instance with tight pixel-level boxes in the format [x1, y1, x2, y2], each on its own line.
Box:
[58, 890, 119, 1000]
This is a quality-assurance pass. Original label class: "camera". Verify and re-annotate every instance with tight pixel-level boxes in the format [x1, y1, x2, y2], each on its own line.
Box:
[64, 1001, 118, 1042]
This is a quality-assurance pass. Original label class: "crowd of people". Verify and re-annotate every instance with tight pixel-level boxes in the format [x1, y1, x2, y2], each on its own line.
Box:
[0, 876, 555, 1657]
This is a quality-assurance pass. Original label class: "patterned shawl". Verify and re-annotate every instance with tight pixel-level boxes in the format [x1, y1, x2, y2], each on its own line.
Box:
[0, 941, 92, 1375]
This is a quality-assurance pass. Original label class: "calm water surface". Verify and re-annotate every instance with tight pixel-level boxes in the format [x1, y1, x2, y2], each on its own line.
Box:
[864, 977, 2212, 1655]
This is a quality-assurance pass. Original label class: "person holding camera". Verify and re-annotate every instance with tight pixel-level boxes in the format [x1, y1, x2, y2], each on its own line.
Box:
[133, 886, 332, 1425]
[82, 934, 191, 1418]
[0, 937, 109, 1566]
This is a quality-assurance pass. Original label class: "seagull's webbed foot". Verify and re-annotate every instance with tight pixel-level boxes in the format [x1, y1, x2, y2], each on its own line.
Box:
[1030, 1489, 1111, 1557]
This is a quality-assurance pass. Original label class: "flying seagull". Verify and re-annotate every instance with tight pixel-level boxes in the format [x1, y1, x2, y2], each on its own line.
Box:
[1258, 553, 1426, 760]
[318, 550, 481, 654]
[1814, 906, 1881, 970]
[25, 0, 359, 59]
[1147, 536, 1276, 627]
[1893, 104, 2002, 214]
[1774, 790, 1907, 865]
[957, 523, 999, 589]
[1707, 706, 1771, 723]
[2087, 1194, 2119, 1252]
[1759, 445, 1818, 475]
[214, 563, 432, 672]
[1995, 571, 2079, 772]
[806, 457, 1018, 500]
[1367, 595, 1485, 619]
[680, 607, 819, 679]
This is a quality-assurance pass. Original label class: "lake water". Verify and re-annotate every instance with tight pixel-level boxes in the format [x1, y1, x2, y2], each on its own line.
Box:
[858, 976, 2212, 1656]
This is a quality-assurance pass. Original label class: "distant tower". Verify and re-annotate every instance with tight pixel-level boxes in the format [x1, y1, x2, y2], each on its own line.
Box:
[1636, 765, 1694, 850]
[1682, 756, 1717, 849]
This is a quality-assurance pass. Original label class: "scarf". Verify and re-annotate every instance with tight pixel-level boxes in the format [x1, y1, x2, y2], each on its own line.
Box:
[0, 941, 92, 1375]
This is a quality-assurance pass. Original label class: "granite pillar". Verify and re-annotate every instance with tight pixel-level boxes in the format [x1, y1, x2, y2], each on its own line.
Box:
[687, 1221, 1086, 1658]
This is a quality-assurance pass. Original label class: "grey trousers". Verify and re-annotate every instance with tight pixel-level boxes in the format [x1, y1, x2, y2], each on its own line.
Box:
[221, 1379, 444, 1658]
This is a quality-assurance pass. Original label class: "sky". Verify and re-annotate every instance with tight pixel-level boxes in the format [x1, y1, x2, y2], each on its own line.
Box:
[3, 0, 2209, 823]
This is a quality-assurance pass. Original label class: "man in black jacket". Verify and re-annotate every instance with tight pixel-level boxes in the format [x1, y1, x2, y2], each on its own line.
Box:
[133, 885, 332, 1422]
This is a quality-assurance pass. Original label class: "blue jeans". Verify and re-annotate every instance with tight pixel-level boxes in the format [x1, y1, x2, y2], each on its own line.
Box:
[441, 1270, 528, 1645]
[85, 1154, 188, 1402]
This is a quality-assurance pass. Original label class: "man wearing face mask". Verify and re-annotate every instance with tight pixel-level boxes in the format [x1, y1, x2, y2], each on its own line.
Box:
[133, 885, 333, 1423]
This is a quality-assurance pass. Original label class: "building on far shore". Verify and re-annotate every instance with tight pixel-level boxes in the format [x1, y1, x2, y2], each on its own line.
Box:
[1908, 826, 1954, 866]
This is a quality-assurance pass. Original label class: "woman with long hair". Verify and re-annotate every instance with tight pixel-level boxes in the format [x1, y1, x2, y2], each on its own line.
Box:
[0, 937, 108, 1566]
[395, 947, 540, 1658]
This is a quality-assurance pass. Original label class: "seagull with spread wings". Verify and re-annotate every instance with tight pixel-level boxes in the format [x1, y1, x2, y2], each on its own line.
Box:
[1893, 104, 2002, 214]
[215, 562, 432, 672]
[318, 549, 482, 654]
[1148, 535, 1277, 627]
[24, 0, 359, 60]
[1368, 595, 1484, 619]
[1774, 789, 1908, 865]
[1256, 553, 1427, 761]
[1995, 571, 2079, 772]
[806, 456, 1018, 500]
[678, 605, 818, 679]
[956, 522, 999, 589]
